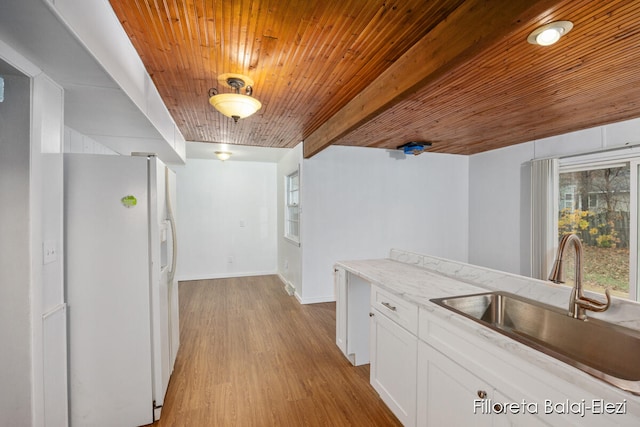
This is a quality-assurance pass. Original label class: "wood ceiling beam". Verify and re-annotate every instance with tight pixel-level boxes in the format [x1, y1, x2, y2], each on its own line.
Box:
[302, 0, 559, 158]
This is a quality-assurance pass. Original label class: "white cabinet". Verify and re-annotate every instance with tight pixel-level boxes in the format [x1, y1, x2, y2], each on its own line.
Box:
[417, 307, 640, 427]
[417, 341, 493, 427]
[416, 340, 543, 427]
[370, 286, 418, 427]
[417, 309, 555, 427]
[371, 285, 418, 335]
[336, 261, 640, 427]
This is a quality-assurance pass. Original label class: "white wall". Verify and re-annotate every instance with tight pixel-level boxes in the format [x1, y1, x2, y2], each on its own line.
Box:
[277, 143, 303, 294]
[176, 159, 278, 280]
[64, 126, 117, 155]
[468, 117, 640, 276]
[299, 145, 469, 303]
[0, 69, 32, 427]
[469, 141, 534, 275]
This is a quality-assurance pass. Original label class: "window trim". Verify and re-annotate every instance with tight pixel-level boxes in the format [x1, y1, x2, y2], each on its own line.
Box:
[558, 155, 637, 301]
[629, 159, 639, 300]
[284, 168, 300, 245]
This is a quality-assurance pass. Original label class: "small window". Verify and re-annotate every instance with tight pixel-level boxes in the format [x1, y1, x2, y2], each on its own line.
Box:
[285, 170, 300, 243]
[560, 184, 576, 210]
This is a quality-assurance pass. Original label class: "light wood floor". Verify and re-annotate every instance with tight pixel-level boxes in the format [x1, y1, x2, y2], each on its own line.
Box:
[153, 275, 401, 426]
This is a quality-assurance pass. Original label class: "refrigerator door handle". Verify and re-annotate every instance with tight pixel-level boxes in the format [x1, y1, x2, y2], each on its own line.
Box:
[165, 166, 177, 283]
[164, 165, 179, 387]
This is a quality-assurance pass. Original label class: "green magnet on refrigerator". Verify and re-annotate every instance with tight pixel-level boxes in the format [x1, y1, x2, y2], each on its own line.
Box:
[121, 195, 137, 208]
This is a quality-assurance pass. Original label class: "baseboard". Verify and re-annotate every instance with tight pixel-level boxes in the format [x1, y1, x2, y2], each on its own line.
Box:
[296, 295, 335, 304]
[178, 270, 278, 282]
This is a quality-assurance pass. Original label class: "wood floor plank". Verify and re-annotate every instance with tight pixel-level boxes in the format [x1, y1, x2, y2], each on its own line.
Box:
[152, 275, 401, 426]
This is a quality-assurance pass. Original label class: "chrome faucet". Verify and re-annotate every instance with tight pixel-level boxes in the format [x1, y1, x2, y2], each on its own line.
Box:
[548, 233, 611, 320]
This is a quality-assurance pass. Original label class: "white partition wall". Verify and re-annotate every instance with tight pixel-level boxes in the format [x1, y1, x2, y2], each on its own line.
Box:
[299, 145, 470, 304]
[0, 63, 33, 427]
[31, 73, 67, 427]
[277, 143, 303, 297]
[0, 46, 68, 426]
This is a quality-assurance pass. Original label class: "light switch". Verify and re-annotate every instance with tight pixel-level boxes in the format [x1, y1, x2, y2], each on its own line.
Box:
[43, 240, 57, 264]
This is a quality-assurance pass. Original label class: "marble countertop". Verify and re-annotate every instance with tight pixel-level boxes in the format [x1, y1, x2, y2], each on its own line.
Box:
[336, 251, 640, 331]
[335, 258, 487, 305]
[335, 250, 640, 407]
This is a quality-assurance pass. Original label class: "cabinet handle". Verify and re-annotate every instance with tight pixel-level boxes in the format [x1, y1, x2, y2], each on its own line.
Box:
[381, 301, 397, 311]
[369, 312, 375, 317]
[477, 390, 487, 399]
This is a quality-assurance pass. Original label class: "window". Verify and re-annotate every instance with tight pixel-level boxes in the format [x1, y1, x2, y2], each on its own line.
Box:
[561, 185, 576, 210]
[285, 169, 300, 243]
[557, 158, 637, 301]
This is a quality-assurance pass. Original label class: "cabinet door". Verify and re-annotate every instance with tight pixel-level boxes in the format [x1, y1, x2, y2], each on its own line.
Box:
[417, 341, 493, 427]
[370, 309, 417, 426]
[492, 389, 550, 427]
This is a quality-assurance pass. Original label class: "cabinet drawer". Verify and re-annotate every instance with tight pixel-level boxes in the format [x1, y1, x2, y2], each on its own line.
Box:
[371, 285, 418, 335]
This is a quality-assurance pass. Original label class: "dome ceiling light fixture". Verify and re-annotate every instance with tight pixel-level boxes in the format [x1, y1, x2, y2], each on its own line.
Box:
[208, 73, 262, 123]
[215, 151, 232, 161]
[527, 21, 573, 46]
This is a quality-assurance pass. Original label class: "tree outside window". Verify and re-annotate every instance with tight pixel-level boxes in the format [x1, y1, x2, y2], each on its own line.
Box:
[558, 163, 630, 298]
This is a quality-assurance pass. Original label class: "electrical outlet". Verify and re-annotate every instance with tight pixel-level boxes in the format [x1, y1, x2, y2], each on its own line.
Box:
[43, 240, 57, 264]
[227, 256, 234, 264]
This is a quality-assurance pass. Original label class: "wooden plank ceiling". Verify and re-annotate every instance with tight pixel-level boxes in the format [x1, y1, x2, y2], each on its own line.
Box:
[110, 0, 640, 157]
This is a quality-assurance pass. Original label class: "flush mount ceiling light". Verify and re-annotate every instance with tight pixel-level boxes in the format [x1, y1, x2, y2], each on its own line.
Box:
[215, 151, 232, 161]
[527, 21, 573, 46]
[209, 73, 262, 123]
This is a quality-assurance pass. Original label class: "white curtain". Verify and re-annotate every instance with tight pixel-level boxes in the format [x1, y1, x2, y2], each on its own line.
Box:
[530, 158, 559, 280]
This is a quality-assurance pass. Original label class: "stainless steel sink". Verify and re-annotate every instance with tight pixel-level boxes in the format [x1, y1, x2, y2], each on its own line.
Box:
[431, 291, 640, 395]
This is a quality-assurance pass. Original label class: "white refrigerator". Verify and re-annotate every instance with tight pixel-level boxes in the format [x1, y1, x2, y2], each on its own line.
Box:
[64, 154, 179, 426]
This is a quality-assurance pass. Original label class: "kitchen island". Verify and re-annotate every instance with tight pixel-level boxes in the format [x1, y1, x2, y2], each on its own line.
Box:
[335, 249, 640, 426]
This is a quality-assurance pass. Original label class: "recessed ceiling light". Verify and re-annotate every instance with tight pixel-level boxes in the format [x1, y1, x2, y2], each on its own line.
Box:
[527, 21, 573, 46]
